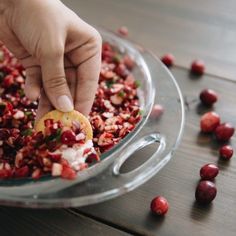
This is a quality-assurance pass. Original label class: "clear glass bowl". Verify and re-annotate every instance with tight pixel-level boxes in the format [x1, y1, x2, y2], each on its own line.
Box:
[0, 28, 185, 208]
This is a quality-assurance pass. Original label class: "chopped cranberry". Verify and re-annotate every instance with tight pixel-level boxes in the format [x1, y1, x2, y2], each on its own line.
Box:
[195, 181, 217, 204]
[0, 168, 12, 179]
[215, 123, 235, 142]
[161, 54, 175, 67]
[32, 169, 42, 180]
[60, 130, 76, 146]
[200, 164, 219, 180]
[199, 89, 218, 106]
[86, 152, 100, 163]
[219, 145, 234, 160]
[117, 26, 129, 36]
[14, 166, 29, 178]
[150, 196, 169, 216]
[191, 60, 205, 75]
[200, 112, 220, 133]
[61, 166, 77, 180]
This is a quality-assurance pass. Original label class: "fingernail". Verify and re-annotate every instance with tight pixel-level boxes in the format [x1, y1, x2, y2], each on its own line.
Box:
[57, 95, 74, 112]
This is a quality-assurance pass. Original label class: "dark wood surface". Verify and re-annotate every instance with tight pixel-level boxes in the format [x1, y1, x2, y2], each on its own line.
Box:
[1, 0, 236, 235]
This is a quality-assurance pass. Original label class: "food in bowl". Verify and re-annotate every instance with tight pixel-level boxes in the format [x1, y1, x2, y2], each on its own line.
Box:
[0, 41, 141, 180]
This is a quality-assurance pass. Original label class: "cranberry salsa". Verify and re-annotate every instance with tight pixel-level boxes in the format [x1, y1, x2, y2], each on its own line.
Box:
[0, 42, 141, 180]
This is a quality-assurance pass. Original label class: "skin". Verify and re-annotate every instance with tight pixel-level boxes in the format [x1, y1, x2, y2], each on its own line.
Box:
[0, 0, 102, 120]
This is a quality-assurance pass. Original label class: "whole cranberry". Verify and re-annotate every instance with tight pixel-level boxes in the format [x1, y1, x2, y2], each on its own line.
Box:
[191, 60, 205, 75]
[215, 123, 235, 142]
[117, 26, 129, 36]
[199, 89, 218, 106]
[219, 145, 234, 160]
[150, 196, 169, 216]
[200, 164, 219, 180]
[60, 130, 76, 146]
[150, 104, 164, 119]
[161, 54, 175, 67]
[195, 181, 217, 204]
[200, 112, 220, 133]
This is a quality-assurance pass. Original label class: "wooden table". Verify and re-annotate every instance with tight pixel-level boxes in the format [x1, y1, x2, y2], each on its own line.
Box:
[1, 1, 236, 235]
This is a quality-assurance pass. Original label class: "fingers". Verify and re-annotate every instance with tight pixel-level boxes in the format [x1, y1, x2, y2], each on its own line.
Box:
[24, 67, 41, 101]
[67, 30, 102, 116]
[75, 53, 101, 116]
[40, 51, 74, 113]
[35, 90, 52, 122]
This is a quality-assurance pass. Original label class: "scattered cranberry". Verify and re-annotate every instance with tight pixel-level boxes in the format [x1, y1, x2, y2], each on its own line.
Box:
[200, 112, 220, 133]
[150, 196, 169, 216]
[161, 54, 175, 67]
[215, 123, 235, 142]
[200, 164, 219, 180]
[117, 26, 129, 36]
[195, 180, 217, 204]
[150, 104, 164, 119]
[219, 145, 234, 160]
[191, 60, 205, 75]
[199, 89, 218, 106]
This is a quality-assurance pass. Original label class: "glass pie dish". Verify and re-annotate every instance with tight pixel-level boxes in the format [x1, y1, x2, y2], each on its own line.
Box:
[0, 28, 185, 208]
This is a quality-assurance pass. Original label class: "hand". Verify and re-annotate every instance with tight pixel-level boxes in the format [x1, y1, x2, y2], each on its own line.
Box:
[0, 0, 102, 119]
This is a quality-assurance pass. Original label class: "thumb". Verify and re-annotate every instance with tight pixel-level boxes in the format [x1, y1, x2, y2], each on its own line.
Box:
[40, 52, 74, 112]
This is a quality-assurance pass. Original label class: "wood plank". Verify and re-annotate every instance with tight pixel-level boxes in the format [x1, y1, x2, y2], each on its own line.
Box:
[75, 67, 236, 236]
[62, 0, 236, 80]
[0, 207, 131, 236]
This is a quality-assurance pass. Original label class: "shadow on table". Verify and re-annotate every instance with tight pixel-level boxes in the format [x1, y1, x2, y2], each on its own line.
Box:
[190, 201, 213, 221]
[143, 212, 165, 231]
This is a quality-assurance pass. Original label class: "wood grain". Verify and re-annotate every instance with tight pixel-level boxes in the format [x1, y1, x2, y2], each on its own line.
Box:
[0, 207, 131, 236]
[75, 67, 236, 236]
[62, 0, 236, 80]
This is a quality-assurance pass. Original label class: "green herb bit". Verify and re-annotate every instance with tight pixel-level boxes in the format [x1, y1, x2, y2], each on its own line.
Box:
[21, 128, 33, 136]
[134, 80, 141, 88]
[118, 91, 125, 98]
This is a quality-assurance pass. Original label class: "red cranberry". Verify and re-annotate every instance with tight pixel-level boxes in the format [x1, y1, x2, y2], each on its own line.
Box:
[200, 164, 219, 180]
[195, 181, 217, 204]
[150, 104, 164, 119]
[199, 89, 218, 106]
[14, 166, 29, 178]
[191, 60, 205, 75]
[161, 54, 175, 67]
[150, 196, 169, 216]
[117, 26, 129, 36]
[61, 166, 77, 180]
[61, 130, 76, 146]
[200, 112, 220, 133]
[219, 145, 233, 160]
[215, 123, 235, 142]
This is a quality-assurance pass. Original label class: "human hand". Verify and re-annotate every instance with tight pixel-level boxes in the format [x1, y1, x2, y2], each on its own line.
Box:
[0, 0, 102, 119]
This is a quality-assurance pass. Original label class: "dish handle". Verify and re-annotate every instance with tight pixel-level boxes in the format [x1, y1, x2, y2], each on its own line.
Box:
[110, 132, 167, 192]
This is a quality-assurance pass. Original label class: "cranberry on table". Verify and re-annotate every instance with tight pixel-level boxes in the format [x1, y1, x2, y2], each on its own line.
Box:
[200, 163, 219, 180]
[215, 123, 235, 142]
[150, 196, 169, 216]
[150, 104, 164, 119]
[219, 145, 234, 160]
[195, 180, 217, 204]
[161, 53, 175, 67]
[117, 26, 129, 36]
[199, 89, 218, 106]
[200, 112, 220, 133]
[191, 60, 205, 75]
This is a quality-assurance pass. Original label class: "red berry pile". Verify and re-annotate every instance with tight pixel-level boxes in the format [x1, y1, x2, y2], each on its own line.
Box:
[0, 41, 142, 180]
[195, 88, 235, 204]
